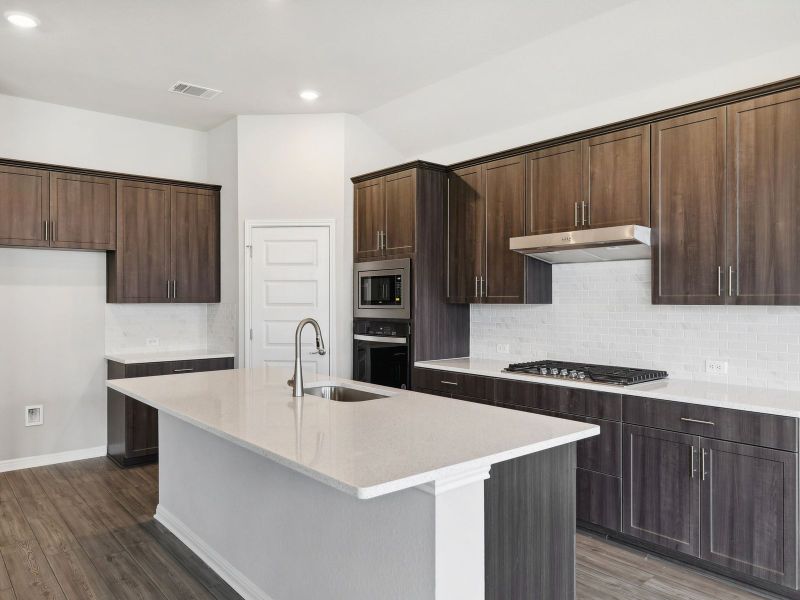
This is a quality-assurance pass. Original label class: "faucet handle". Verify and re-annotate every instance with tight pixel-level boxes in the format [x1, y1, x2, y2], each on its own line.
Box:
[309, 349, 326, 356]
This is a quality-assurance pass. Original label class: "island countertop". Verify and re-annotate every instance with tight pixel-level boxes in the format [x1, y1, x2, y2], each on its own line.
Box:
[107, 367, 598, 499]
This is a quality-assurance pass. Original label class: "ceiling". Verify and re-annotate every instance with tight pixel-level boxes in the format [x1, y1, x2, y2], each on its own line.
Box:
[0, 0, 632, 130]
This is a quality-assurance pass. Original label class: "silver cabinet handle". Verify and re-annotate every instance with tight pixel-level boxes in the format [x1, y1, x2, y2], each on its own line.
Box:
[717, 266, 722, 297]
[51, 220, 55, 241]
[581, 201, 587, 226]
[701, 448, 708, 481]
[173, 368, 194, 373]
[376, 231, 380, 251]
[440, 380, 458, 386]
[681, 417, 715, 426]
[481, 276, 486, 298]
[354, 334, 407, 344]
[574, 202, 578, 227]
[690, 446, 697, 479]
[729, 266, 734, 297]
[44, 220, 48, 241]
[166, 280, 170, 299]
[381, 231, 386, 250]
[587, 203, 591, 225]
[474, 275, 478, 298]
[172, 280, 177, 299]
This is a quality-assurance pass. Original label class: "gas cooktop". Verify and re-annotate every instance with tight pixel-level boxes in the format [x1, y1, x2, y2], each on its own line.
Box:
[505, 360, 668, 386]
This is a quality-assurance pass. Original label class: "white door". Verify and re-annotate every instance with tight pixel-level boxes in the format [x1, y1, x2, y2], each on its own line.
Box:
[248, 226, 331, 376]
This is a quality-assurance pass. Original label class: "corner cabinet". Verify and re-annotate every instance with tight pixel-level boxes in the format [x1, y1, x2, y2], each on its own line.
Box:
[447, 156, 552, 304]
[354, 169, 415, 261]
[654, 89, 800, 305]
[107, 181, 220, 303]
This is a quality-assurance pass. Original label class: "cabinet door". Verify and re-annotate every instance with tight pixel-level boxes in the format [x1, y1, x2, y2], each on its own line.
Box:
[354, 177, 385, 260]
[115, 180, 171, 302]
[384, 169, 415, 257]
[652, 108, 726, 304]
[526, 142, 582, 234]
[170, 187, 220, 302]
[727, 89, 800, 305]
[623, 424, 700, 556]
[0, 165, 49, 247]
[447, 165, 484, 303]
[49, 173, 116, 250]
[124, 362, 163, 458]
[484, 156, 525, 303]
[583, 125, 650, 228]
[700, 438, 797, 588]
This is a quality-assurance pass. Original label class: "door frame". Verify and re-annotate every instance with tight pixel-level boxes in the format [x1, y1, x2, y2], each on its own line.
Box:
[244, 219, 337, 375]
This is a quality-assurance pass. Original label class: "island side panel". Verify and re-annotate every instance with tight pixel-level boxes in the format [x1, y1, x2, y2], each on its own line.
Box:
[155, 412, 437, 600]
[485, 443, 577, 600]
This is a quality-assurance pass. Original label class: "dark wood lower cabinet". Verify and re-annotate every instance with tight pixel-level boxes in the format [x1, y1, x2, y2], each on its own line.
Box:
[107, 357, 233, 467]
[623, 424, 701, 556]
[576, 468, 621, 532]
[701, 438, 798, 589]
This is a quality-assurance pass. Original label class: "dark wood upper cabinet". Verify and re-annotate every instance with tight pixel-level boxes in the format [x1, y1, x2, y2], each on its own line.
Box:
[108, 180, 171, 303]
[0, 165, 49, 247]
[170, 187, 220, 302]
[526, 142, 582, 235]
[354, 177, 386, 261]
[484, 156, 526, 303]
[583, 125, 650, 228]
[727, 89, 800, 305]
[49, 173, 116, 250]
[108, 181, 220, 303]
[447, 161, 551, 305]
[623, 424, 700, 557]
[383, 169, 416, 257]
[700, 438, 797, 589]
[447, 165, 484, 303]
[651, 108, 727, 305]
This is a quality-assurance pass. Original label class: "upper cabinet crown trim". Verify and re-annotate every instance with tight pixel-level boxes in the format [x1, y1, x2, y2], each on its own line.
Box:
[0, 157, 220, 191]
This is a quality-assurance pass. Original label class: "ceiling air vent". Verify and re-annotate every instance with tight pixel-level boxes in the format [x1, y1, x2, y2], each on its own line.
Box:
[169, 81, 222, 100]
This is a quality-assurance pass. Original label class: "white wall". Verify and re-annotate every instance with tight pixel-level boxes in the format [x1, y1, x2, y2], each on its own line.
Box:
[234, 113, 402, 377]
[0, 93, 210, 463]
[361, 0, 800, 164]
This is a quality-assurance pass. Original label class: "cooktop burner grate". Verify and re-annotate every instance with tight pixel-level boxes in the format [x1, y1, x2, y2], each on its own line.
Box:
[505, 360, 667, 386]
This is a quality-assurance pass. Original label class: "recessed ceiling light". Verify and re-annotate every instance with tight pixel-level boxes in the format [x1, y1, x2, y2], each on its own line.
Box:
[5, 12, 39, 28]
[299, 90, 320, 101]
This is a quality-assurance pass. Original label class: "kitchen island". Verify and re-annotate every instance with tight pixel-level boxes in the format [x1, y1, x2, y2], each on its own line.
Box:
[107, 367, 598, 600]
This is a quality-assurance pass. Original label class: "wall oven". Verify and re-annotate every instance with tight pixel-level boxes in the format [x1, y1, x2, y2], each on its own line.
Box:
[353, 320, 410, 389]
[353, 258, 411, 320]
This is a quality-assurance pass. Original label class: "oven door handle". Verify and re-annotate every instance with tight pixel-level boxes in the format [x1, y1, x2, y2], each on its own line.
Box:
[354, 334, 408, 344]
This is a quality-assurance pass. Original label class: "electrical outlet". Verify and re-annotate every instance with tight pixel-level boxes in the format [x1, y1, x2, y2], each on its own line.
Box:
[146, 338, 159, 347]
[25, 405, 43, 427]
[705, 360, 728, 375]
[496, 343, 510, 354]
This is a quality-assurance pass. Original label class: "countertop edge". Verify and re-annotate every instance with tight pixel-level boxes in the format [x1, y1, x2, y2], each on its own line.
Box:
[106, 377, 599, 500]
[414, 360, 800, 419]
[105, 350, 235, 364]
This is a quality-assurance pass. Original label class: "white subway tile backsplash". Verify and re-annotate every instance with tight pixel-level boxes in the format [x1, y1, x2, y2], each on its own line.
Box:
[470, 260, 800, 391]
[105, 304, 208, 353]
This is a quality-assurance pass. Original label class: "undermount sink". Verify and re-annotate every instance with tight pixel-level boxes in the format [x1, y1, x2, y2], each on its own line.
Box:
[303, 385, 387, 402]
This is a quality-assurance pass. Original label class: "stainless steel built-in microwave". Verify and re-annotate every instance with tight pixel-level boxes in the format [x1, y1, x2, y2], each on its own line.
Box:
[353, 258, 411, 320]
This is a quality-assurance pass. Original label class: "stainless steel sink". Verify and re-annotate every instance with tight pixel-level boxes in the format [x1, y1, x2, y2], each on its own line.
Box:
[303, 385, 387, 402]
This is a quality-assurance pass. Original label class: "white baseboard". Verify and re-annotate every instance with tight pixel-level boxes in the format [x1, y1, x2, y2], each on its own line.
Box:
[0, 445, 107, 474]
[155, 505, 274, 600]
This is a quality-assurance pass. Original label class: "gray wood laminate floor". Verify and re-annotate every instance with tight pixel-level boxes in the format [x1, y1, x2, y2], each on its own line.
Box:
[0, 457, 781, 599]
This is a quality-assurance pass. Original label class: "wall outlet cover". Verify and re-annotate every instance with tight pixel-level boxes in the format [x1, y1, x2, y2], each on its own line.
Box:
[705, 359, 728, 375]
[496, 343, 510, 354]
[146, 338, 160, 347]
[25, 405, 43, 427]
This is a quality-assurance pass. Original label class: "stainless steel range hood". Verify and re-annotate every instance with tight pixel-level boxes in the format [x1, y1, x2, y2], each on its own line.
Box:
[509, 225, 651, 264]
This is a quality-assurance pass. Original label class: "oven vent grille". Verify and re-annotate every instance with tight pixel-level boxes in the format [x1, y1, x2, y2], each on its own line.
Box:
[169, 81, 222, 100]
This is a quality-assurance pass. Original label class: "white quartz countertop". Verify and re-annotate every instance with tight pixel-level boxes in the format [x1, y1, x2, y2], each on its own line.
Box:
[106, 367, 598, 499]
[414, 358, 800, 418]
[104, 349, 234, 364]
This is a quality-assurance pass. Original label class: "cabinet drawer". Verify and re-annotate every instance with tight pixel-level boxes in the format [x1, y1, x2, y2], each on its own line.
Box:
[577, 469, 621, 532]
[124, 357, 233, 378]
[412, 368, 492, 400]
[623, 396, 798, 452]
[494, 378, 621, 420]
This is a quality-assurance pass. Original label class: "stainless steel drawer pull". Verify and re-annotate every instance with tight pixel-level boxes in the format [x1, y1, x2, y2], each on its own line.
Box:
[440, 380, 458, 386]
[701, 448, 708, 481]
[717, 266, 722, 297]
[173, 368, 194, 373]
[680, 417, 715, 426]
[574, 202, 578, 227]
[690, 446, 697, 479]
